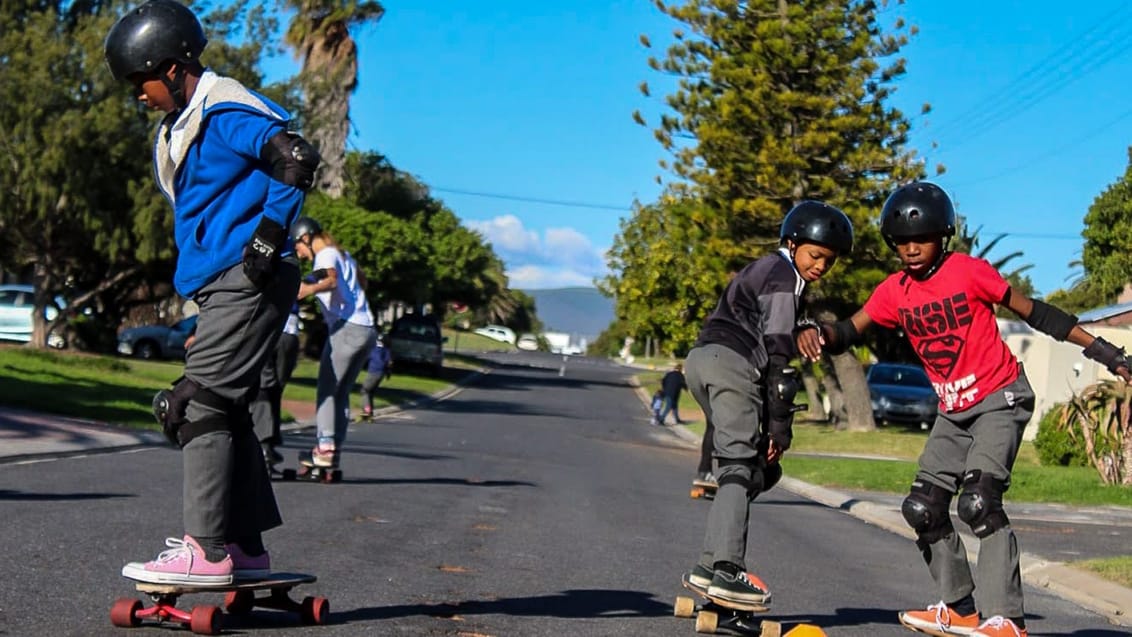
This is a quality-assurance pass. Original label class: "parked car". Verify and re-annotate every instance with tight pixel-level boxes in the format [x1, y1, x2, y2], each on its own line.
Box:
[866, 362, 938, 429]
[388, 314, 446, 373]
[0, 284, 65, 347]
[117, 314, 197, 360]
[516, 333, 539, 351]
[474, 324, 516, 345]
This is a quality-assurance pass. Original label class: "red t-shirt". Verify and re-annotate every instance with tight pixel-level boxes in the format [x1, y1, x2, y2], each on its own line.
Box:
[863, 253, 1018, 413]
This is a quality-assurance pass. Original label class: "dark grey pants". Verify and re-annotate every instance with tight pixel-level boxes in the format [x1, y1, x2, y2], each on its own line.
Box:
[250, 340, 281, 445]
[916, 366, 1035, 619]
[685, 343, 766, 569]
[182, 259, 300, 544]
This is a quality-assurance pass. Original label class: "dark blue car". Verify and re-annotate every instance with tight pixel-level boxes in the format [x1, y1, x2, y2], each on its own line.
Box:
[866, 362, 938, 429]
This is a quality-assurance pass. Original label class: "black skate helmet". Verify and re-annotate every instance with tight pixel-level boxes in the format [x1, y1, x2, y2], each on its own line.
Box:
[105, 0, 207, 82]
[779, 201, 854, 254]
[290, 217, 322, 244]
[879, 182, 956, 250]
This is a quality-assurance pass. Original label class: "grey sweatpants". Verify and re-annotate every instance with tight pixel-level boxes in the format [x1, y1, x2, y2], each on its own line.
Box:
[916, 366, 1035, 619]
[685, 343, 769, 569]
[315, 321, 377, 447]
[182, 259, 300, 544]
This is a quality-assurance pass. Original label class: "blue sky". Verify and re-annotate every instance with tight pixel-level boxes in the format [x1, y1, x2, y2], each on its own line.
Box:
[264, 1, 1132, 297]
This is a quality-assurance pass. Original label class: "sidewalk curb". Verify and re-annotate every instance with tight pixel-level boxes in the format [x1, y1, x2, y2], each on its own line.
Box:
[632, 382, 1132, 626]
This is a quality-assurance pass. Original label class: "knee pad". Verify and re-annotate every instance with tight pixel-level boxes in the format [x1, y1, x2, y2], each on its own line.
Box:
[154, 376, 238, 447]
[717, 458, 764, 500]
[956, 470, 1009, 538]
[901, 479, 954, 547]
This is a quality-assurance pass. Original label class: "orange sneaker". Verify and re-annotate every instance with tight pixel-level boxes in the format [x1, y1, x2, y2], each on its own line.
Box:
[971, 616, 1027, 637]
[898, 601, 980, 636]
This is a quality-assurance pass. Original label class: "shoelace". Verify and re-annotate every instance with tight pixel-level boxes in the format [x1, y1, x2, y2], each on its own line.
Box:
[153, 537, 195, 573]
[977, 616, 1019, 636]
[927, 601, 953, 629]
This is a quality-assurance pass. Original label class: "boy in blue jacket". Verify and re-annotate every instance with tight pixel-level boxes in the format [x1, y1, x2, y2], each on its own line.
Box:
[106, 0, 318, 585]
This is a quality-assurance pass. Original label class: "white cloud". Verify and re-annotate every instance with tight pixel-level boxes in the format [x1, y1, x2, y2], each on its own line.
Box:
[467, 215, 539, 254]
[507, 265, 595, 289]
[464, 215, 610, 289]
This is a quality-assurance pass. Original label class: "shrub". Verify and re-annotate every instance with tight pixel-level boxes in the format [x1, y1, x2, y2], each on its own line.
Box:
[1033, 404, 1088, 467]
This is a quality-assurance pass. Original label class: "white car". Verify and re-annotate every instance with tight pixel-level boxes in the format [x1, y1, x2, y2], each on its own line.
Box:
[516, 334, 539, 351]
[474, 325, 516, 345]
[0, 284, 64, 347]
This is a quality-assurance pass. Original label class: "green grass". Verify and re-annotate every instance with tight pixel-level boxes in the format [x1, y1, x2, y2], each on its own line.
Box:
[1073, 556, 1132, 588]
[0, 345, 182, 428]
[0, 343, 485, 430]
[443, 329, 515, 353]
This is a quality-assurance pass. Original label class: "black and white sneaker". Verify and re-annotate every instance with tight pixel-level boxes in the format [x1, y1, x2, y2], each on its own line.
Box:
[707, 566, 771, 606]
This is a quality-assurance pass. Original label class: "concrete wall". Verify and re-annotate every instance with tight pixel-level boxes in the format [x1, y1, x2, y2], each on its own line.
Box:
[999, 320, 1132, 440]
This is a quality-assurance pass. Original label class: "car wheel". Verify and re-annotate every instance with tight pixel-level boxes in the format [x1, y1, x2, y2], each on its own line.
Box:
[135, 341, 159, 360]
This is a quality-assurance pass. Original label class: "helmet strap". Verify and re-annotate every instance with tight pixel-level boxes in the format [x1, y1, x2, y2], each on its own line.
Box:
[909, 236, 950, 280]
[160, 64, 189, 111]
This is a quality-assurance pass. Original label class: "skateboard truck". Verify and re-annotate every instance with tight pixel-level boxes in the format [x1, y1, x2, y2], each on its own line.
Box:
[111, 572, 326, 635]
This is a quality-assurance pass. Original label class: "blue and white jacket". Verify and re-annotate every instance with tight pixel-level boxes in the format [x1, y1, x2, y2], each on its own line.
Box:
[154, 71, 306, 297]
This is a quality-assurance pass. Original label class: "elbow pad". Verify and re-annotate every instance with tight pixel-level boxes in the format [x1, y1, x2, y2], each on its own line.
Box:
[262, 131, 321, 191]
[1024, 299, 1077, 341]
[302, 268, 331, 284]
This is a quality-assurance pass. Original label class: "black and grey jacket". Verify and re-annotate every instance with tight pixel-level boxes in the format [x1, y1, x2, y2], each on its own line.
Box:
[694, 249, 805, 374]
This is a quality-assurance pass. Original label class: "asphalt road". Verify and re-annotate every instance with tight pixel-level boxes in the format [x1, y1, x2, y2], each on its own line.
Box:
[0, 352, 1124, 636]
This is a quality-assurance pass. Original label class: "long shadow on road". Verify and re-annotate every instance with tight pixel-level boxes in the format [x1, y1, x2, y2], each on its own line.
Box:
[0, 489, 135, 501]
[335, 588, 671, 623]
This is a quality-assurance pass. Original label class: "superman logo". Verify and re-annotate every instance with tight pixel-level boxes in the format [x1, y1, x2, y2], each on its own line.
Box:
[917, 334, 963, 378]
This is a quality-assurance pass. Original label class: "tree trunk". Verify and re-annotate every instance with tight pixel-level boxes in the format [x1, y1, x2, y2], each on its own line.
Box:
[30, 260, 54, 350]
[830, 351, 876, 431]
[801, 364, 827, 421]
[820, 373, 846, 428]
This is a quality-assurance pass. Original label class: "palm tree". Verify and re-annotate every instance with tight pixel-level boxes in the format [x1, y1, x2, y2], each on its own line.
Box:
[284, 0, 384, 198]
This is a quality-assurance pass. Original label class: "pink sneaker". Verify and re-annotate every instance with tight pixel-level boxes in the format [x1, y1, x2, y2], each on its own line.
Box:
[225, 543, 271, 580]
[311, 442, 337, 467]
[121, 536, 233, 586]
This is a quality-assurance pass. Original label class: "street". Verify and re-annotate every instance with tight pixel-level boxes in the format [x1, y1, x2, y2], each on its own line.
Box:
[0, 352, 1123, 636]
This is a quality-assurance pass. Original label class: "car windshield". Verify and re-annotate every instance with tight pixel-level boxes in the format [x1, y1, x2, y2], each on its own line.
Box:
[869, 365, 931, 388]
[394, 321, 438, 339]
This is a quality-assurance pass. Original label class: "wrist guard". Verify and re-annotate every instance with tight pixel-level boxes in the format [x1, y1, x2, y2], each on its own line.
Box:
[822, 319, 859, 355]
[243, 217, 286, 289]
[765, 366, 802, 450]
[1083, 337, 1130, 375]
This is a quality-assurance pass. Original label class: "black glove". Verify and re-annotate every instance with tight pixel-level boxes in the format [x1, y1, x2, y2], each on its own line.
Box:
[1084, 337, 1130, 375]
[243, 217, 287, 289]
[765, 366, 802, 451]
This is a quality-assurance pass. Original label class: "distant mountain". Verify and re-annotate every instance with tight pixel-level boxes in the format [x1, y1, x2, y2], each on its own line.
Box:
[521, 287, 615, 342]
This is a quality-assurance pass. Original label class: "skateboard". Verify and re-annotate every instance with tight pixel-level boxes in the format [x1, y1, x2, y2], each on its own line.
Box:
[111, 572, 326, 635]
[277, 464, 343, 483]
[272, 452, 343, 483]
[690, 481, 717, 500]
[676, 573, 777, 636]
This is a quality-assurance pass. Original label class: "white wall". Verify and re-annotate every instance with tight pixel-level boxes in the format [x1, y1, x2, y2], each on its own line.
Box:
[999, 320, 1132, 440]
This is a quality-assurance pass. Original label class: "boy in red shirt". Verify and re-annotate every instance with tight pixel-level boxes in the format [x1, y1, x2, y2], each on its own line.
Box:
[796, 182, 1131, 637]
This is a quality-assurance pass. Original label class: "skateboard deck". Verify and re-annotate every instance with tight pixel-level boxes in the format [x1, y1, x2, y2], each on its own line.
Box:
[677, 573, 775, 636]
[112, 572, 326, 635]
